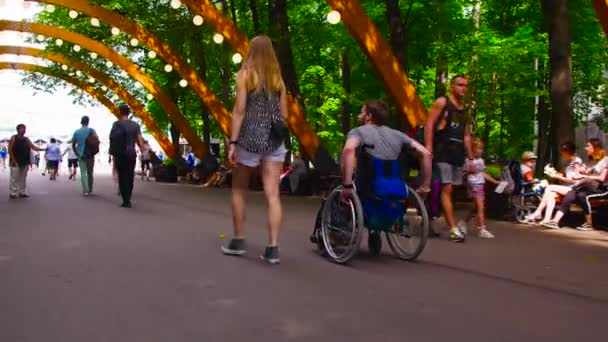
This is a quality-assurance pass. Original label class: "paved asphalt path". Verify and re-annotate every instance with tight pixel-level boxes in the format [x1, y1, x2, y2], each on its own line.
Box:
[0, 170, 606, 342]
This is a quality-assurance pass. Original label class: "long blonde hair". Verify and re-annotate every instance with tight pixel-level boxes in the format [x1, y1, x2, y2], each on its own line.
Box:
[239, 36, 284, 93]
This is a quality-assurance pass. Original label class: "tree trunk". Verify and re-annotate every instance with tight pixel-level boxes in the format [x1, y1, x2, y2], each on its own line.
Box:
[269, 0, 303, 109]
[542, 0, 575, 166]
[536, 58, 551, 172]
[193, 30, 210, 147]
[170, 121, 181, 157]
[385, 0, 407, 70]
[249, 0, 261, 34]
[434, 0, 449, 98]
[483, 73, 497, 151]
[341, 51, 352, 135]
[468, 0, 482, 123]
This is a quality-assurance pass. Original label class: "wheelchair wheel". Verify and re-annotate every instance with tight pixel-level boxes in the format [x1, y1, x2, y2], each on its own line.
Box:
[515, 207, 530, 224]
[320, 186, 364, 264]
[386, 186, 429, 261]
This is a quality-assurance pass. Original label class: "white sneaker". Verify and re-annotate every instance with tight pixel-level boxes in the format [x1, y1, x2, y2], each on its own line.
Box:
[478, 227, 495, 239]
[448, 227, 465, 242]
[457, 220, 468, 235]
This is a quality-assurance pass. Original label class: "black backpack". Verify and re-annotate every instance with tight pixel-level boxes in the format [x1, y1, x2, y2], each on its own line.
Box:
[109, 122, 127, 156]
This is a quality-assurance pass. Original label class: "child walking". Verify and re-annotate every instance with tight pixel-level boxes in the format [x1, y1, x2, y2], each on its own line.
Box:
[458, 138, 499, 238]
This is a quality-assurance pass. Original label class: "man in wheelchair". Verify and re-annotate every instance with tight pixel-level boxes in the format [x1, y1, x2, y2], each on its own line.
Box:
[340, 101, 432, 249]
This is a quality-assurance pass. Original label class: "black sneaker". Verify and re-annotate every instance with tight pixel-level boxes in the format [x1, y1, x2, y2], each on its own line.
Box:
[120, 202, 132, 208]
[260, 246, 280, 264]
[221, 239, 247, 256]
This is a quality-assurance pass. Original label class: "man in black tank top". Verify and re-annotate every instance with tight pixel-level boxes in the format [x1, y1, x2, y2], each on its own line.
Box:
[424, 75, 473, 242]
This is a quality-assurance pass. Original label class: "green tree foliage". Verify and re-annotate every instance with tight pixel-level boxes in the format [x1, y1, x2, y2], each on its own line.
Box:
[22, 0, 608, 161]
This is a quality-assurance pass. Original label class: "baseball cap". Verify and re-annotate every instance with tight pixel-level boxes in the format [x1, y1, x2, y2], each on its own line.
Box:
[521, 151, 537, 161]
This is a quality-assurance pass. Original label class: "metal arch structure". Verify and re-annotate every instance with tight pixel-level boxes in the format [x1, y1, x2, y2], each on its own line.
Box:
[594, 0, 608, 36]
[25, 0, 231, 139]
[181, 0, 332, 171]
[0, 61, 120, 118]
[324, 0, 427, 127]
[181, 0, 427, 127]
[0, 45, 176, 157]
[0, 20, 202, 159]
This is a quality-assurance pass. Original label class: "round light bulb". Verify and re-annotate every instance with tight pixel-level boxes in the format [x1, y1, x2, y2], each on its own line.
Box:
[232, 53, 243, 64]
[121, 70, 128, 77]
[69, 72, 75, 76]
[73, 45, 81, 52]
[146, 94, 154, 100]
[213, 33, 224, 44]
[88, 77, 95, 83]
[90, 52, 98, 59]
[61, 65, 68, 71]
[111, 27, 120, 35]
[164, 64, 173, 72]
[130, 38, 139, 46]
[45, 4, 55, 13]
[134, 82, 142, 88]
[101, 86, 108, 91]
[90, 18, 100, 27]
[112, 95, 119, 101]
[193, 15, 204, 26]
[55, 39, 63, 46]
[170, 0, 182, 9]
[105, 61, 113, 68]
[68, 10, 78, 19]
[327, 10, 341, 25]
[76, 71, 82, 77]
[36, 34, 44, 42]
[147, 50, 157, 59]
[179, 79, 188, 88]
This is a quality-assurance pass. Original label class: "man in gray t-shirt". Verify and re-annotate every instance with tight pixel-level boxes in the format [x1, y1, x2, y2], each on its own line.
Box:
[110, 104, 145, 208]
[341, 101, 432, 197]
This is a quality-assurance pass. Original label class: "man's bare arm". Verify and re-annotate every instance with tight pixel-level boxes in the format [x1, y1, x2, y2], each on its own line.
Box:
[424, 97, 446, 154]
[341, 137, 360, 186]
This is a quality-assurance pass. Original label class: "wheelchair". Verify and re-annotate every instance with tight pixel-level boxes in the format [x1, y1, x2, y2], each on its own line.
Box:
[311, 146, 429, 264]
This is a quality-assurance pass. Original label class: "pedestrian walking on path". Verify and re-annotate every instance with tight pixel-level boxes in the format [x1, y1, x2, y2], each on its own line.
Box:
[72, 116, 99, 196]
[140, 140, 153, 181]
[44, 138, 62, 181]
[63, 142, 79, 180]
[0, 145, 7, 171]
[424, 75, 474, 243]
[221, 36, 289, 264]
[109, 104, 145, 208]
[7, 124, 43, 198]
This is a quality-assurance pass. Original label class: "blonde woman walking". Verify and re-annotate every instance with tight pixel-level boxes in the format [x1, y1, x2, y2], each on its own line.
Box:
[221, 36, 289, 264]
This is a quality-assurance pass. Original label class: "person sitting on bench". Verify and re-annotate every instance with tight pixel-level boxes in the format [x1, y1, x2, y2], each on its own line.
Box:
[543, 138, 608, 231]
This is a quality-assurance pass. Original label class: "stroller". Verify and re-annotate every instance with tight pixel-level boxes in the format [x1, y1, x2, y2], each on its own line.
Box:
[501, 160, 543, 223]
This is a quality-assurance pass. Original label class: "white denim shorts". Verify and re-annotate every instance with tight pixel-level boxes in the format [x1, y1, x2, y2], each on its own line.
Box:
[237, 144, 287, 168]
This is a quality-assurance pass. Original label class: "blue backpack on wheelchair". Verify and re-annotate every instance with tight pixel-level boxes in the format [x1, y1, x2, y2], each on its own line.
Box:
[356, 147, 408, 232]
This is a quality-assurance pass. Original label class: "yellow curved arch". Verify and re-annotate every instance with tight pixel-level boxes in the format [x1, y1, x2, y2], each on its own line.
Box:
[25, 0, 231, 138]
[0, 45, 176, 157]
[181, 0, 323, 162]
[183, 0, 426, 128]
[0, 20, 204, 159]
[0, 61, 121, 118]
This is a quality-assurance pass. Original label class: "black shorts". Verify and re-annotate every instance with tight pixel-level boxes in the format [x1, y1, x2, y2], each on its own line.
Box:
[47, 160, 59, 170]
[68, 159, 78, 168]
[141, 160, 151, 170]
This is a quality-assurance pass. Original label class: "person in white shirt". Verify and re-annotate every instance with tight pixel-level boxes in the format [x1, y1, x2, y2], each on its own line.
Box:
[63, 142, 79, 181]
[139, 140, 153, 181]
[525, 141, 582, 224]
[459, 139, 499, 238]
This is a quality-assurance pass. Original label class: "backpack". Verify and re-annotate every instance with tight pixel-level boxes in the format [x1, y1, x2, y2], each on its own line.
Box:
[109, 122, 127, 156]
[499, 161, 521, 195]
[84, 129, 100, 157]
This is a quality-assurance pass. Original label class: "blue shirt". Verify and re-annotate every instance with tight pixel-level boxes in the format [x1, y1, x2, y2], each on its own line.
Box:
[72, 126, 96, 158]
[45, 143, 62, 161]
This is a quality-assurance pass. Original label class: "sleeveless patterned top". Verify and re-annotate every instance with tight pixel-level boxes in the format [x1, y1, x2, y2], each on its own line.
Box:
[238, 90, 282, 154]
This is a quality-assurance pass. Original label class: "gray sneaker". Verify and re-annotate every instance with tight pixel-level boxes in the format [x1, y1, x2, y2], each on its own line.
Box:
[542, 221, 560, 229]
[260, 246, 280, 264]
[576, 223, 594, 231]
[221, 239, 247, 256]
